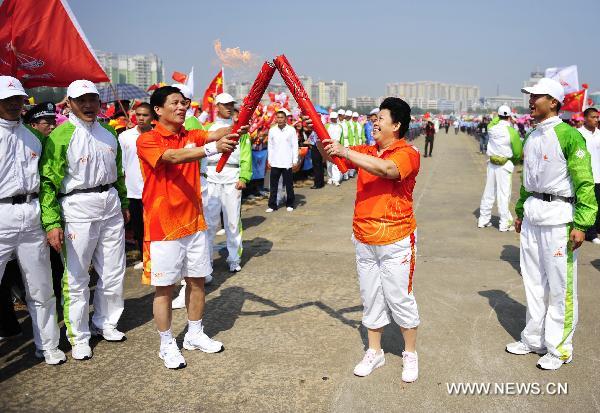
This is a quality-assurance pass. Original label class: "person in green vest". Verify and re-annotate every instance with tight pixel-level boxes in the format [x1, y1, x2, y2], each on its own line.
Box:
[352, 112, 365, 145]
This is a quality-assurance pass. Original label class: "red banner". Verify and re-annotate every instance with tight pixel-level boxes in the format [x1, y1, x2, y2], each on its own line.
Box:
[0, 0, 109, 87]
[171, 71, 187, 83]
[216, 62, 276, 173]
[201, 69, 224, 119]
[562, 89, 586, 113]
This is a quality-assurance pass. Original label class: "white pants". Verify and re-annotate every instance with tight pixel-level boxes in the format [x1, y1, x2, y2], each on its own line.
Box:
[478, 161, 514, 230]
[0, 229, 60, 350]
[353, 232, 420, 329]
[520, 220, 578, 360]
[62, 213, 125, 345]
[327, 161, 341, 184]
[205, 181, 243, 265]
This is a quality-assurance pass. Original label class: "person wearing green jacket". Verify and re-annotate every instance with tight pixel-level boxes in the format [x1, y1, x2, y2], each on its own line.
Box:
[477, 105, 523, 232]
[352, 112, 365, 145]
[39, 80, 130, 361]
[506, 78, 597, 371]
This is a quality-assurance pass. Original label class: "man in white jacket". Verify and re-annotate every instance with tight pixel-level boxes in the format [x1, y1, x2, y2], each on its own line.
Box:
[266, 110, 298, 212]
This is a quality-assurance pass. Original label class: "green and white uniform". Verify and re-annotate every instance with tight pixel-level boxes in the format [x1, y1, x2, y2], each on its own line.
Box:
[515, 116, 597, 360]
[478, 119, 523, 230]
[39, 113, 128, 346]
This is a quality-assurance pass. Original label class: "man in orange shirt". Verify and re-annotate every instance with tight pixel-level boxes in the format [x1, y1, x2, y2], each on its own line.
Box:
[321, 97, 421, 383]
[137, 86, 242, 369]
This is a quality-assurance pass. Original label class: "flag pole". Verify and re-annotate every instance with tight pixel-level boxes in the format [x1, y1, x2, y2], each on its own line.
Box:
[109, 83, 129, 120]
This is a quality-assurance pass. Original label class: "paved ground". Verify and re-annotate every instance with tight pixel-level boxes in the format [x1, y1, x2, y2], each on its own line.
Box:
[1, 131, 600, 413]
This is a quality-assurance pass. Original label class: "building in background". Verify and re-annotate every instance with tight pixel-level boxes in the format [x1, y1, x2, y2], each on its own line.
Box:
[522, 70, 544, 107]
[386, 81, 480, 112]
[96, 51, 165, 91]
[483, 95, 524, 111]
[311, 80, 347, 108]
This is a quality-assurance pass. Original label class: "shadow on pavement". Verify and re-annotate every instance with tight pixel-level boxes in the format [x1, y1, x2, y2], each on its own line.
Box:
[590, 259, 600, 272]
[500, 245, 521, 274]
[241, 215, 266, 230]
[358, 322, 406, 357]
[478, 289, 525, 341]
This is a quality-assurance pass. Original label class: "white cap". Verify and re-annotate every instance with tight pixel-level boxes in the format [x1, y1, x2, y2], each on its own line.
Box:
[172, 83, 193, 100]
[276, 108, 290, 116]
[352, 111, 359, 118]
[497, 105, 511, 116]
[369, 108, 380, 115]
[67, 80, 99, 99]
[337, 109, 345, 115]
[521, 77, 565, 104]
[329, 111, 338, 119]
[0, 76, 27, 100]
[215, 93, 235, 105]
[345, 109, 353, 117]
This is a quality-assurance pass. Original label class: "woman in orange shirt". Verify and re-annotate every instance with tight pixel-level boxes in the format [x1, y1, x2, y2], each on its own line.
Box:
[321, 97, 421, 382]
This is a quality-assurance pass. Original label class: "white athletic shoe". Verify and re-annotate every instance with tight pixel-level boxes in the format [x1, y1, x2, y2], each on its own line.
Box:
[216, 228, 226, 236]
[133, 261, 144, 270]
[204, 274, 213, 285]
[499, 225, 515, 232]
[478, 222, 493, 228]
[537, 353, 572, 370]
[353, 349, 385, 377]
[505, 341, 546, 355]
[286, 207, 294, 212]
[183, 328, 223, 353]
[35, 348, 67, 365]
[327, 179, 333, 185]
[334, 182, 340, 187]
[71, 343, 92, 360]
[592, 238, 600, 245]
[159, 339, 186, 369]
[91, 324, 126, 342]
[172, 286, 186, 309]
[401, 351, 418, 383]
[229, 263, 242, 273]
[265, 208, 274, 213]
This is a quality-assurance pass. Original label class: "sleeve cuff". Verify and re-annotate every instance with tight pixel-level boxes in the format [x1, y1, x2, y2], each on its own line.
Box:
[45, 223, 62, 232]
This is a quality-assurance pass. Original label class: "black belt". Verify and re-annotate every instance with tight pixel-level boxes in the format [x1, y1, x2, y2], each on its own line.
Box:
[0, 193, 38, 204]
[59, 184, 112, 198]
[531, 192, 575, 204]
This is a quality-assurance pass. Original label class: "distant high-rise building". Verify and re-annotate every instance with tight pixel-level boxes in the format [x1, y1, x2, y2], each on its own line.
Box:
[386, 81, 480, 112]
[226, 81, 252, 101]
[484, 95, 524, 110]
[95, 51, 165, 91]
[312, 80, 347, 108]
[522, 70, 544, 107]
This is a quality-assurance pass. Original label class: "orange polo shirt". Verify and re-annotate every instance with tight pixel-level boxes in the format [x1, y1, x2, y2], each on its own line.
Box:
[344, 139, 420, 245]
[136, 122, 208, 242]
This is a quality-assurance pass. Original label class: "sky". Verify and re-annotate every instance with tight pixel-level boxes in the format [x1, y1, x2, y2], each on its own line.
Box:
[69, 0, 600, 99]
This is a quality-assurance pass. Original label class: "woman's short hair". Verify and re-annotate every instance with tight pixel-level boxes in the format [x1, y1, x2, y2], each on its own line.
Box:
[379, 97, 411, 137]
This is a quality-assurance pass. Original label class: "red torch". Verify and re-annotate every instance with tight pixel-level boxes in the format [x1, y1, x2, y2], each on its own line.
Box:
[216, 61, 277, 173]
[273, 54, 348, 173]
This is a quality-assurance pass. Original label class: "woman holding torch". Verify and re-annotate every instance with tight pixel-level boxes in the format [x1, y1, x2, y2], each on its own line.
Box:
[320, 97, 421, 382]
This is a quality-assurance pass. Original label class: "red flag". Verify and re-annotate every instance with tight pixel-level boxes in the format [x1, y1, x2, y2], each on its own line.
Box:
[201, 69, 224, 118]
[0, 0, 109, 87]
[562, 89, 586, 112]
[171, 71, 187, 83]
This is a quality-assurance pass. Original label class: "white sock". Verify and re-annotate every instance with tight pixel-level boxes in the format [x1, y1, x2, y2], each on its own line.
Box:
[159, 329, 173, 347]
[188, 319, 202, 335]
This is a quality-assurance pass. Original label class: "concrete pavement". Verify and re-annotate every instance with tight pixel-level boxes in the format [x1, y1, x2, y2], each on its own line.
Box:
[1, 130, 599, 412]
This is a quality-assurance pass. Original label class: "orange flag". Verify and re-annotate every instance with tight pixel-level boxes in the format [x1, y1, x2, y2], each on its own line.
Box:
[171, 71, 187, 83]
[562, 89, 586, 112]
[201, 69, 224, 119]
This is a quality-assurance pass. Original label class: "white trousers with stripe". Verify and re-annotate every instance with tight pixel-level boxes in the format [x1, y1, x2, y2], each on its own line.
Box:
[0, 228, 60, 350]
[62, 213, 126, 345]
[204, 181, 243, 266]
[353, 232, 420, 329]
[519, 220, 578, 359]
[478, 160, 514, 230]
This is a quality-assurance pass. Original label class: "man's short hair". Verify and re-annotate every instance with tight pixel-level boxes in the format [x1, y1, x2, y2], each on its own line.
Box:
[584, 107, 598, 117]
[149, 86, 184, 120]
[275, 110, 287, 116]
[379, 97, 411, 137]
[136, 102, 152, 112]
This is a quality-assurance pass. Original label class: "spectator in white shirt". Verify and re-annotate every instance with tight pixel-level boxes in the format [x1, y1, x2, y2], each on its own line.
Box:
[578, 107, 600, 243]
[118, 103, 153, 268]
[267, 110, 298, 212]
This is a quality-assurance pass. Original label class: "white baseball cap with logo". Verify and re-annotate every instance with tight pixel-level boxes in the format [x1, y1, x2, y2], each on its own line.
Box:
[352, 111, 359, 118]
[172, 83, 193, 100]
[215, 93, 235, 105]
[67, 80, 99, 99]
[521, 77, 565, 104]
[497, 105, 511, 116]
[345, 109, 353, 117]
[0, 76, 28, 100]
[369, 108, 380, 115]
[337, 109, 345, 115]
[329, 111, 338, 119]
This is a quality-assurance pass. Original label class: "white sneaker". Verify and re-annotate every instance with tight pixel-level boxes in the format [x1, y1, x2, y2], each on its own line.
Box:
[327, 179, 333, 185]
[592, 238, 600, 245]
[159, 339, 186, 369]
[183, 328, 223, 353]
[537, 353, 572, 370]
[172, 286, 186, 309]
[229, 263, 242, 273]
[505, 341, 546, 355]
[71, 343, 92, 360]
[91, 324, 126, 342]
[265, 208, 274, 213]
[204, 274, 213, 285]
[216, 228, 226, 236]
[286, 207, 294, 212]
[35, 348, 67, 365]
[133, 261, 144, 270]
[478, 222, 493, 228]
[499, 225, 515, 232]
[353, 348, 385, 377]
[334, 182, 340, 187]
[401, 351, 418, 382]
